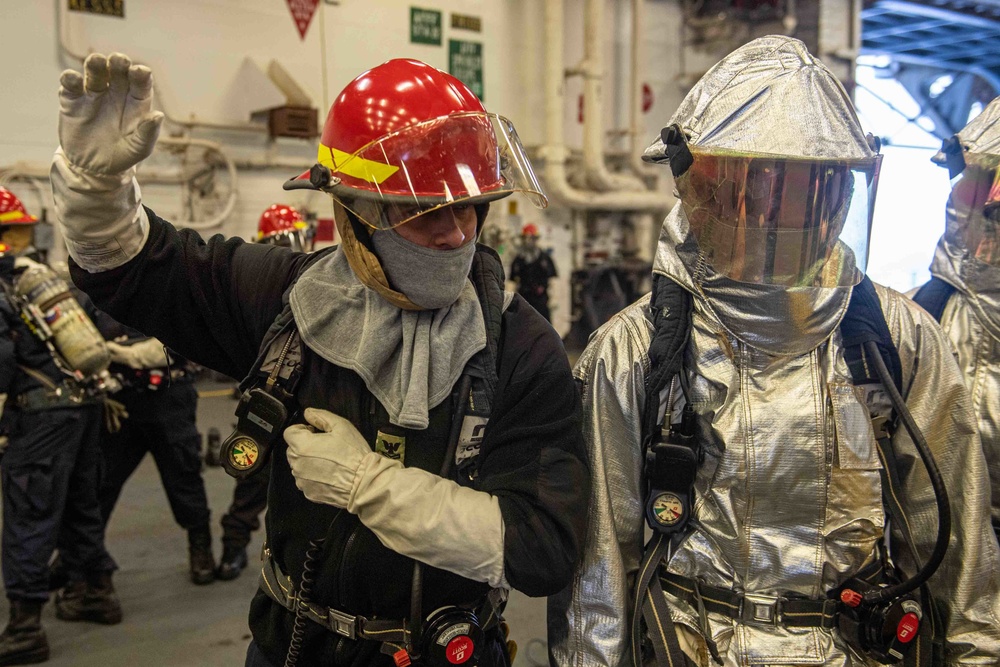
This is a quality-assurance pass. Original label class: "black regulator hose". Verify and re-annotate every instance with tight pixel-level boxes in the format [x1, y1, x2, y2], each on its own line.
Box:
[863, 340, 952, 603]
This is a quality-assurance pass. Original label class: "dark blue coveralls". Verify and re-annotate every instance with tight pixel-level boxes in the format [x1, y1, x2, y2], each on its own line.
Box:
[0, 262, 116, 602]
[91, 318, 211, 535]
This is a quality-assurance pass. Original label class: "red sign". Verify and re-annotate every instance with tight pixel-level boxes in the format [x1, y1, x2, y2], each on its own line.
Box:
[642, 83, 654, 113]
[287, 0, 320, 39]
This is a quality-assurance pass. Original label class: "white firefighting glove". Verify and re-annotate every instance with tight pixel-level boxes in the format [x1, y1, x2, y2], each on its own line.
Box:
[106, 337, 169, 369]
[285, 408, 508, 588]
[50, 52, 164, 273]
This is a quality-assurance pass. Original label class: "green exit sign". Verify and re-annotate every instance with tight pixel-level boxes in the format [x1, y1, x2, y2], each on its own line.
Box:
[410, 7, 442, 46]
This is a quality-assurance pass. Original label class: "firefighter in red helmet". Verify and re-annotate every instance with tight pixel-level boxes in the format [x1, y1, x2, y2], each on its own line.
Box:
[255, 204, 311, 252]
[0, 189, 38, 259]
[510, 223, 557, 323]
[52, 53, 588, 667]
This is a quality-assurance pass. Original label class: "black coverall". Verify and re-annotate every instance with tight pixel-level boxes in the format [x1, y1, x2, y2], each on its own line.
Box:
[90, 316, 211, 534]
[510, 251, 557, 322]
[0, 260, 116, 602]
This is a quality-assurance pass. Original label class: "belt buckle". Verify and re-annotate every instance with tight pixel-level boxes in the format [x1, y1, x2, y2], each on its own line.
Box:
[328, 608, 357, 639]
[742, 594, 781, 626]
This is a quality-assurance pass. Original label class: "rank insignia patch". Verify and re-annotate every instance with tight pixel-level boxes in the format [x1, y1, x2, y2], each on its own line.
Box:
[375, 431, 406, 464]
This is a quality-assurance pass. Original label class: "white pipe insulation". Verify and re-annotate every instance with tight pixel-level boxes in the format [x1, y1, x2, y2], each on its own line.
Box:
[581, 0, 646, 191]
[543, 0, 672, 211]
[629, 0, 662, 181]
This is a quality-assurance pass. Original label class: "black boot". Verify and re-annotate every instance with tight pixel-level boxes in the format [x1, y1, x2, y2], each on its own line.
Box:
[0, 600, 48, 665]
[54, 572, 122, 625]
[215, 544, 248, 581]
[188, 526, 216, 585]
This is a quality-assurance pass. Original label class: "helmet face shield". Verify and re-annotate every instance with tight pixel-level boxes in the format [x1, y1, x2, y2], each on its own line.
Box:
[948, 153, 1000, 266]
[675, 148, 881, 287]
[318, 112, 547, 230]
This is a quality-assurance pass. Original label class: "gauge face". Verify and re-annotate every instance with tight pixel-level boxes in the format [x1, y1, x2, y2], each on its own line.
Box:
[228, 437, 259, 471]
[652, 492, 684, 527]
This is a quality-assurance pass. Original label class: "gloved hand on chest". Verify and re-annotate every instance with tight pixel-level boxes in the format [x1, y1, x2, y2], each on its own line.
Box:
[284, 407, 385, 509]
[283, 407, 507, 587]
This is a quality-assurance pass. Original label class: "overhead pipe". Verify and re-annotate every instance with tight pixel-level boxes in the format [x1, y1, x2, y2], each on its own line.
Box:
[581, 0, 647, 191]
[543, 0, 673, 211]
[628, 0, 662, 181]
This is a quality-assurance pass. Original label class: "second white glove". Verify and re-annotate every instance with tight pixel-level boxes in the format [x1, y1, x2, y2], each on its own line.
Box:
[106, 338, 169, 369]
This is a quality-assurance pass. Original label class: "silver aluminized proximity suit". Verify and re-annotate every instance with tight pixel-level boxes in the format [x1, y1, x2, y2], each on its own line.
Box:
[921, 96, 1000, 539]
[548, 35, 1000, 666]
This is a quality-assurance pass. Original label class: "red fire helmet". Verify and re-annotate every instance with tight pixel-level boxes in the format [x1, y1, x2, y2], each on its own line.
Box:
[0, 188, 37, 226]
[521, 223, 540, 237]
[257, 204, 306, 240]
[284, 58, 546, 230]
[256, 204, 310, 251]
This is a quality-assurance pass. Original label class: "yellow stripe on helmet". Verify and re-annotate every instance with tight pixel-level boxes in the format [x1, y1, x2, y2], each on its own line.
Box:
[0, 211, 32, 223]
[317, 144, 400, 185]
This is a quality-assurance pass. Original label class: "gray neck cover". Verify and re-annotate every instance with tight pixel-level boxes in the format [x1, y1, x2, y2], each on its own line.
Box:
[288, 250, 486, 430]
[371, 229, 477, 310]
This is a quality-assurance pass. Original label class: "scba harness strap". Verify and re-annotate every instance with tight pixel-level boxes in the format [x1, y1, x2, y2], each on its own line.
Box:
[634, 275, 940, 667]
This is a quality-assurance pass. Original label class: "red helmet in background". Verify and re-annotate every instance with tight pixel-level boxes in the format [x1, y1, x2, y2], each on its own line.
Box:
[284, 58, 546, 230]
[256, 204, 310, 251]
[0, 188, 37, 226]
[521, 223, 540, 237]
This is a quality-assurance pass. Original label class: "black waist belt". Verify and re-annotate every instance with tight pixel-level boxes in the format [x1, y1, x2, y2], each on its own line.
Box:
[659, 571, 839, 630]
[16, 385, 90, 411]
[259, 552, 504, 647]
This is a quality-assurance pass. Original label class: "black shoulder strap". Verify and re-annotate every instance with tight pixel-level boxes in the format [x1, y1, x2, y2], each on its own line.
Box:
[633, 276, 698, 667]
[641, 274, 694, 446]
[239, 247, 337, 393]
[911, 277, 957, 323]
[840, 276, 903, 392]
[467, 243, 505, 405]
[840, 277, 938, 667]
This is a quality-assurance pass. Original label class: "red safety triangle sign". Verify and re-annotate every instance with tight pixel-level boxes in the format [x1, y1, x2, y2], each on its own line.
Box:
[287, 0, 320, 40]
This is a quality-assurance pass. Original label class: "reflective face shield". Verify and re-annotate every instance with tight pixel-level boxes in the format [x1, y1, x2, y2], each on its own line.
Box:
[314, 112, 546, 230]
[948, 152, 1000, 266]
[674, 146, 882, 287]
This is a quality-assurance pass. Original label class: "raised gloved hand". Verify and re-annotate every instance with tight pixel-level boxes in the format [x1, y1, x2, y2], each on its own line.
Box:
[58, 53, 163, 175]
[106, 337, 169, 369]
[50, 53, 164, 272]
[285, 408, 507, 587]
